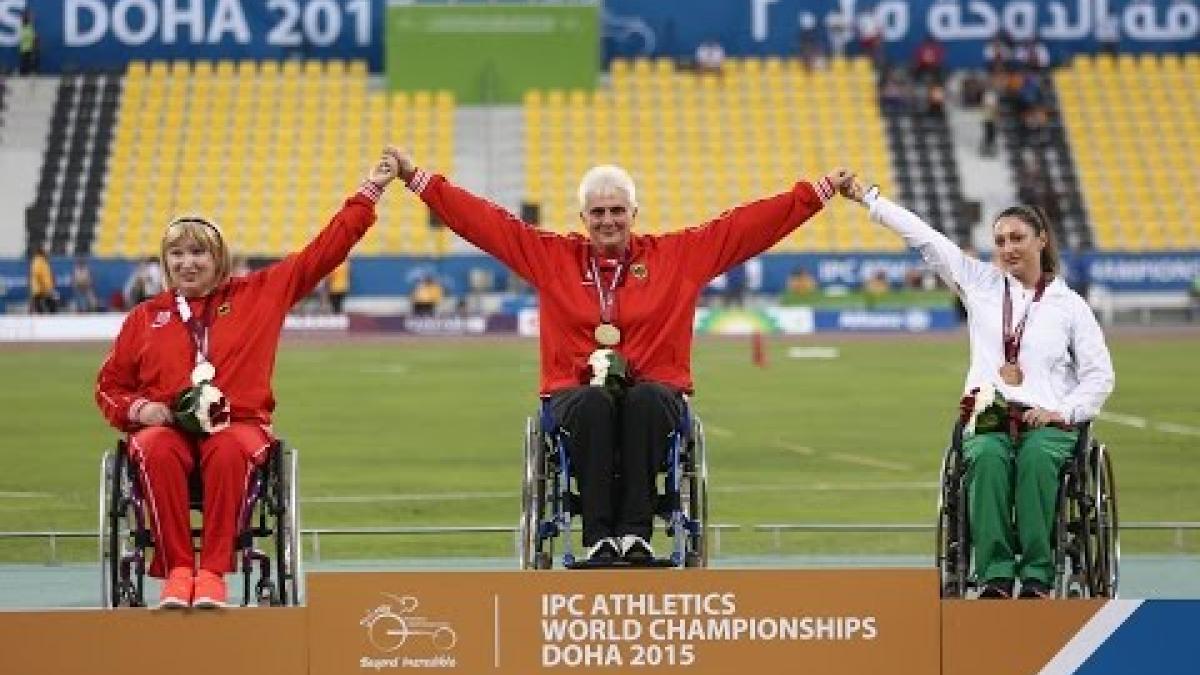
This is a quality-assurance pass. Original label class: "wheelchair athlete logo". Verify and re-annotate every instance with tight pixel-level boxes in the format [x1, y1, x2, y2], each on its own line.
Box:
[360, 593, 458, 653]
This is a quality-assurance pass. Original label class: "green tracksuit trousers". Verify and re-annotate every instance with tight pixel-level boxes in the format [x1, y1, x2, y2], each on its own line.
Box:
[964, 427, 1078, 585]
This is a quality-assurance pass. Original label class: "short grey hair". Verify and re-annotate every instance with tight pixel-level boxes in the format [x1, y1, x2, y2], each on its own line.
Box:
[577, 165, 637, 210]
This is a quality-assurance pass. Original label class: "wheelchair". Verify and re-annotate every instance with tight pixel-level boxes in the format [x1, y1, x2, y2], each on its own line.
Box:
[98, 438, 303, 607]
[518, 398, 709, 569]
[936, 419, 1119, 598]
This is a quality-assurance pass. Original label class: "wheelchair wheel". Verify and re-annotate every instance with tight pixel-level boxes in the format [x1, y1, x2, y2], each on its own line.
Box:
[519, 417, 553, 570]
[935, 442, 970, 598]
[1089, 443, 1119, 597]
[1054, 462, 1093, 599]
[100, 444, 145, 608]
[682, 417, 709, 568]
[274, 446, 303, 605]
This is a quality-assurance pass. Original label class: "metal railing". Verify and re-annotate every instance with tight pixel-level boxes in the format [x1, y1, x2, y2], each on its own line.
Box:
[1, 522, 1196, 565]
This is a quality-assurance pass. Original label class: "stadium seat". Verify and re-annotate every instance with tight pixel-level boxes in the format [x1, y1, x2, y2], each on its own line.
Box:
[1057, 55, 1200, 250]
[96, 60, 456, 255]
[522, 57, 895, 251]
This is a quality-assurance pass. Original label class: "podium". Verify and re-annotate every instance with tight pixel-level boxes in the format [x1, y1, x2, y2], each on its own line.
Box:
[1, 570, 1196, 674]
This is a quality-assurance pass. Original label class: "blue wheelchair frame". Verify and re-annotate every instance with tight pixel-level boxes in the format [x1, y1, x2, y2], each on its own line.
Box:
[520, 397, 708, 569]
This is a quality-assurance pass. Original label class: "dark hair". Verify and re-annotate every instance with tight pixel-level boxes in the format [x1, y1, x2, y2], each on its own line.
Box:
[994, 205, 1058, 277]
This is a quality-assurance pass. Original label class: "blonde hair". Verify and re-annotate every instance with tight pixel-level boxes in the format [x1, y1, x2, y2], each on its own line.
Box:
[160, 215, 232, 290]
[577, 165, 637, 210]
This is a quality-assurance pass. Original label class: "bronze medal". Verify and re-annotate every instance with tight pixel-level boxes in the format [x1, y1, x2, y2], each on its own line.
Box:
[998, 363, 1023, 386]
[594, 323, 621, 347]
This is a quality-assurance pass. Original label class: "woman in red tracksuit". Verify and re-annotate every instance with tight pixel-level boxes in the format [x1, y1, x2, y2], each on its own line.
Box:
[95, 150, 400, 608]
[392, 147, 850, 564]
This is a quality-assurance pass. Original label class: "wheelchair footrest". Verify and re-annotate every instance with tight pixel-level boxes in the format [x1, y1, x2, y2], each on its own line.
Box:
[566, 558, 678, 570]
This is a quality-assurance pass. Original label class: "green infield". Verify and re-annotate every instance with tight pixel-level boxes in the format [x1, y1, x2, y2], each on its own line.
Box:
[0, 332, 1195, 563]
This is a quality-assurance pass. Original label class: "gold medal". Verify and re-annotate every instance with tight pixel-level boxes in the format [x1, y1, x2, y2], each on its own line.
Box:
[998, 363, 1023, 386]
[192, 361, 217, 385]
[594, 323, 621, 347]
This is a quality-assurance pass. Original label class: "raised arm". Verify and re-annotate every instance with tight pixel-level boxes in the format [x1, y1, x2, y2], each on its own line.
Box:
[392, 148, 557, 287]
[844, 179, 995, 294]
[672, 170, 846, 283]
[264, 149, 398, 306]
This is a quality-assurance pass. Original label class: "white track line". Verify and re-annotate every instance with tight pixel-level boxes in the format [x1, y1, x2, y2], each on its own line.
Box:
[771, 438, 816, 456]
[827, 452, 912, 472]
[0, 491, 51, 498]
[1100, 411, 1200, 436]
[303, 481, 939, 504]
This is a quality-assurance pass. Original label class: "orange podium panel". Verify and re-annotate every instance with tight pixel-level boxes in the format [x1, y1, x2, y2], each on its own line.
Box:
[0, 607, 306, 675]
[941, 600, 1106, 675]
[307, 568, 940, 674]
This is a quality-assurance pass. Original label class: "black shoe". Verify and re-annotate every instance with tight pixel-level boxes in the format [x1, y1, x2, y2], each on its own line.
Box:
[585, 538, 620, 564]
[978, 579, 1014, 599]
[1018, 579, 1052, 599]
[619, 535, 655, 564]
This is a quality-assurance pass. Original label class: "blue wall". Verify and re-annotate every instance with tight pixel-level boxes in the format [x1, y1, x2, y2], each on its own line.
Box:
[603, 0, 1200, 66]
[3, 251, 1196, 310]
[2, 1, 1196, 74]
[0, 0, 384, 72]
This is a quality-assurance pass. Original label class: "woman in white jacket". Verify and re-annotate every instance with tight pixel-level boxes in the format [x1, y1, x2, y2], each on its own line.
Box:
[843, 179, 1115, 599]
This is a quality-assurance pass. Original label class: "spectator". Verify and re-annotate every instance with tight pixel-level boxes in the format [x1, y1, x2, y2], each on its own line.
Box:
[1015, 38, 1050, 72]
[980, 84, 1000, 156]
[694, 38, 725, 74]
[983, 31, 1013, 72]
[926, 82, 947, 116]
[787, 267, 818, 295]
[722, 263, 747, 308]
[913, 35, 945, 83]
[826, 11, 854, 59]
[1096, 15, 1120, 56]
[72, 257, 99, 313]
[1190, 274, 1200, 322]
[124, 257, 164, 307]
[797, 13, 828, 72]
[28, 245, 57, 314]
[863, 269, 890, 307]
[857, 12, 884, 66]
[18, 10, 37, 76]
[880, 67, 912, 112]
[411, 275, 443, 317]
[960, 70, 986, 107]
[328, 261, 349, 314]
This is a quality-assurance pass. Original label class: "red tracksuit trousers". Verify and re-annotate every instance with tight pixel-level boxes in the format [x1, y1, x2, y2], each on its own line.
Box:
[128, 423, 271, 578]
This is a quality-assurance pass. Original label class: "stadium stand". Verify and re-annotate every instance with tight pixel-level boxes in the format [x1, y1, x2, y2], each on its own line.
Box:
[524, 57, 903, 252]
[882, 100, 970, 246]
[25, 73, 119, 256]
[1056, 53, 1200, 251]
[95, 60, 455, 257]
[996, 70, 1091, 251]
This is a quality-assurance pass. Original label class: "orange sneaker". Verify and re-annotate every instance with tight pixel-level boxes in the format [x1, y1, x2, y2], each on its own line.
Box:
[157, 567, 193, 609]
[192, 569, 228, 609]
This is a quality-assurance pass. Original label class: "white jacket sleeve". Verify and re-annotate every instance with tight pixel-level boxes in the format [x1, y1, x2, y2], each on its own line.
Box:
[1062, 297, 1116, 424]
[864, 193, 995, 294]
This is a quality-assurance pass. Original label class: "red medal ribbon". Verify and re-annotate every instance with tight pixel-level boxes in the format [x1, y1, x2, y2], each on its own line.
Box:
[1001, 276, 1047, 364]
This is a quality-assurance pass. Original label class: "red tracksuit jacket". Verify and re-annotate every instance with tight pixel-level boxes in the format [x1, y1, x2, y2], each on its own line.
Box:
[406, 169, 834, 395]
[96, 191, 378, 431]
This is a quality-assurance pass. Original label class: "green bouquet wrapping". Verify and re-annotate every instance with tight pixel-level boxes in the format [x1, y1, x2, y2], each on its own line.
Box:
[961, 383, 1009, 437]
[173, 382, 231, 435]
[587, 348, 632, 398]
